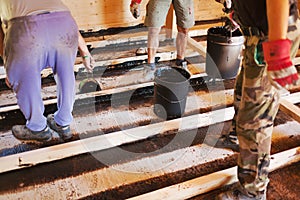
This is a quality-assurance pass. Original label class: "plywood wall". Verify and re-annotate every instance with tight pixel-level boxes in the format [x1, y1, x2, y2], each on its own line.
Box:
[62, 0, 224, 32]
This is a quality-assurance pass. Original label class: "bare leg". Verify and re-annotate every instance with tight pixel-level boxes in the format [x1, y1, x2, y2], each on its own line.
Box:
[147, 27, 161, 64]
[176, 26, 189, 62]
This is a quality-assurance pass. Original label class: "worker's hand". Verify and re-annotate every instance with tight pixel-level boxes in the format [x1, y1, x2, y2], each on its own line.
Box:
[224, 13, 239, 32]
[263, 39, 299, 89]
[130, 0, 142, 19]
[5, 77, 11, 89]
[215, 0, 232, 13]
[82, 53, 95, 73]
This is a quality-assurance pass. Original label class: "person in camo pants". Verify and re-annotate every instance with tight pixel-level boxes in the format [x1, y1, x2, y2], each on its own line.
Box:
[215, 0, 300, 199]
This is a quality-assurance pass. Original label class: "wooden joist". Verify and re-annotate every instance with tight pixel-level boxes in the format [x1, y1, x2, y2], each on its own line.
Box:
[128, 146, 300, 200]
[0, 51, 177, 80]
[0, 144, 235, 199]
[1, 91, 300, 174]
[187, 37, 207, 57]
[1, 122, 299, 199]
[0, 70, 207, 113]
[280, 98, 300, 124]
[0, 106, 235, 174]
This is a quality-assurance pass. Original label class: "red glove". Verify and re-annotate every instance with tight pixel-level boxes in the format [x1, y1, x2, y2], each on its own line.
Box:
[130, 0, 142, 19]
[262, 39, 299, 89]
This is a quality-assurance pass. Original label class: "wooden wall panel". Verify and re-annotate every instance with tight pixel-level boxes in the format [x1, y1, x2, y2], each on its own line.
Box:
[62, 0, 224, 32]
[194, 1, 224, 21]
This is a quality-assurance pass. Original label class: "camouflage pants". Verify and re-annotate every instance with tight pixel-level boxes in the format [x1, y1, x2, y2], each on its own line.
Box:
[232, 19, 300, 197]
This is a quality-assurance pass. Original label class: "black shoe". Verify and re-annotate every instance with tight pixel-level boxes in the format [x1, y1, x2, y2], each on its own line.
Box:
[47, 114, 72, 141]
[215, 132, 239, 151]
[174, 59, 187, 69]
[12, 125, 53, 142]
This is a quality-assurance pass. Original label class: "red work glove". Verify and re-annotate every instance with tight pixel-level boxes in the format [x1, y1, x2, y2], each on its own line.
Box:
[130, 0, 142, 19]
[262, 39, 299, 89]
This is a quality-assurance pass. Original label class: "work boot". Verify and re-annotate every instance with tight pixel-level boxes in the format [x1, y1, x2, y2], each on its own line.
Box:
[47, 114, 72, 141]
[215, 131, 239, 151]
[216, 187, 266, 200]
[12, 125, 53, 142]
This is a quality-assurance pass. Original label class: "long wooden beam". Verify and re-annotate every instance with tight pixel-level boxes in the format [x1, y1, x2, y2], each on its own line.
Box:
[0, 51, 177, 80]
[0, 71, 206, 113]
[0, 144, 235, 199]
[280, 98, 300, 123]
[187, 37, 207, 57]
[1, 90, 300, 174]
[128, 146, 300, 200]
[0, 106, 235, 174]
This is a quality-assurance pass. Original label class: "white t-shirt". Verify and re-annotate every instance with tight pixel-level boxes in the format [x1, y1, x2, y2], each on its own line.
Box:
[0, 0, 69, 22]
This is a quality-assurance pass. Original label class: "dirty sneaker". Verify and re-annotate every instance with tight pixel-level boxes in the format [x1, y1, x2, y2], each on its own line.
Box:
[12, 125, 53, 142]
[216, 187, 266, 200]
[47, 114, 72, 141]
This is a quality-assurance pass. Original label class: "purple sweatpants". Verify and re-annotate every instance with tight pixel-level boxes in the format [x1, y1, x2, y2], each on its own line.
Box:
[4, 11, 78, 131]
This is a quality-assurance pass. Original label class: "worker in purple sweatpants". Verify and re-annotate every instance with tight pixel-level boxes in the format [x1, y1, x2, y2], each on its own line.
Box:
[0, 0, 95, 142]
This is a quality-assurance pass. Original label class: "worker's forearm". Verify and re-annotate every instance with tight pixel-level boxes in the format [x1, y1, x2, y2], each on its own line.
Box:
[0, 22, 4, 57]
[77, 32, 89, 57]
[266, 0, 289, 41]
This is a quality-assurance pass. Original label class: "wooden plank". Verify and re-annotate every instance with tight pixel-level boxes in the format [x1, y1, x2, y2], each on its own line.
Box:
[62, 0, 148, 31]
[0, 66, 206, 113]
[0, 144, 235, 199]
[2, 90, 300, 174]
[84, 22, 222, 47]
[0, 51, 177, 80]
[128, 146, 300, 200]
[279, 98, 300, 124]
[0, 107, 235, 174]
[187, 37, 207, 57]
[61, 0, 224, 32]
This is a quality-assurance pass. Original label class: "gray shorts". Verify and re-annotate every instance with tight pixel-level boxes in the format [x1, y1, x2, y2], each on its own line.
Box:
[144, 0, 195, 29]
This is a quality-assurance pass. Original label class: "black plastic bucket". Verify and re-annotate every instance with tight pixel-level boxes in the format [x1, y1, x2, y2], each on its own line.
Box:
[206, 26, 244, 79]
[153, 66, 191, 119]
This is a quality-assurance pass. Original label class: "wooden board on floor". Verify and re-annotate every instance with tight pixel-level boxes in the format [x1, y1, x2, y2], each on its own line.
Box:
[128, 147, 300, 200]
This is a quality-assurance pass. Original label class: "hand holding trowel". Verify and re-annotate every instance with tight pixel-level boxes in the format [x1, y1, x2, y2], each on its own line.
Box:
[77, 33, 101, 93]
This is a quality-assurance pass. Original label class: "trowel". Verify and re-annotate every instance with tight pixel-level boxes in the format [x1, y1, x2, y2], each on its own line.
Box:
[78, 71, 101, 94]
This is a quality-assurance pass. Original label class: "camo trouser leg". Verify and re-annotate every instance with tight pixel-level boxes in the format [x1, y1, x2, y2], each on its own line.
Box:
[236, 19, 300, 197]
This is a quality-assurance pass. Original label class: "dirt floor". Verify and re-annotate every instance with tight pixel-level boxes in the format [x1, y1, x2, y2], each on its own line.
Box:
[1, 35, 300, 199]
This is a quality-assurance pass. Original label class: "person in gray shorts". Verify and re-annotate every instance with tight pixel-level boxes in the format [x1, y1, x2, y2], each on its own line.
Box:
[130, 0, 195, 69]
